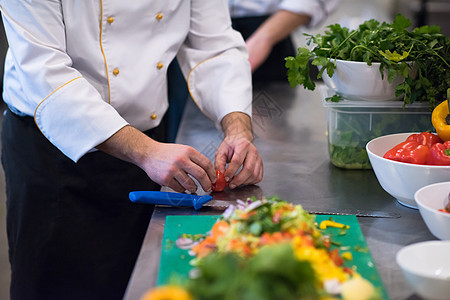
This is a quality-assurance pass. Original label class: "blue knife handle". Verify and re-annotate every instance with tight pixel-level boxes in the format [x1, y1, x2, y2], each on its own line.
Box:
[129, 191, 212, 210]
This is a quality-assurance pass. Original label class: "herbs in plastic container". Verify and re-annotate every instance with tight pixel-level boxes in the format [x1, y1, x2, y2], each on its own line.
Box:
[325, 103, 433, 169]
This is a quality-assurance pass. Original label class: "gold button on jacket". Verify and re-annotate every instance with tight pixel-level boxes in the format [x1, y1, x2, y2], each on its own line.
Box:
[156, 13, 163, 21]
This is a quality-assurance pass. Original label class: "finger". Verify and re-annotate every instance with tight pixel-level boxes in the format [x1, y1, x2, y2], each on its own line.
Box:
[250, 154, 263, 182]
[214, 145, 230, 174]
[224, 150, 245, 183]
[248, 156, 264, 185]
[229, 152, 258, 188]
[188, 149, 216, 183]
[174, 171, 198, 194]
[183, 161, 213, 192]
[230, 152, 263, 188]
[167, 178, 186, 193]
[257, 159, 264, 183]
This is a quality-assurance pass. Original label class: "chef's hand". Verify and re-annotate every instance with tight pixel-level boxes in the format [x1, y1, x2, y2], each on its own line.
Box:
[215, 112, 263, 189]
[96, 125, 216, 193]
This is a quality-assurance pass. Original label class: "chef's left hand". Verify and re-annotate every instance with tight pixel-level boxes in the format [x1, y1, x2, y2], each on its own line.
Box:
[215, 112, 263, 189]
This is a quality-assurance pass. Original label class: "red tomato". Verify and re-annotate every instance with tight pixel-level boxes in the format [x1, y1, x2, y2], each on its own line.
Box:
[212, 170, 227, 192]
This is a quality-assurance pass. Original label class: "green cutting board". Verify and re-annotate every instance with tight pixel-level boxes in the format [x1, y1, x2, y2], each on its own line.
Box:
[157, 215, 388, 299]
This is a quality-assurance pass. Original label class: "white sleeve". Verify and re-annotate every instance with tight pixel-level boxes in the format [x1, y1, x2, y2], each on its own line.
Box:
[0, 1, 128, 162]
[279, 0, 340, 28]
[176, 0, 253, 129]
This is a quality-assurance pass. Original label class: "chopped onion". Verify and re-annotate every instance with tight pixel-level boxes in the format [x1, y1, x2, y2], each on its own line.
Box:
[222, 204, 236, 219]
[245, 200, 262, 212]
[236, 199, 247, 210]
[324, 279, 342, 295]
[176, 238, 199, 250]
[189, 268, 201, 279]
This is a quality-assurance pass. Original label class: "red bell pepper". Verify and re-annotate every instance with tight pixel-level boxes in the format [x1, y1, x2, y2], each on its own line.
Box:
[406, 132, 442, 148]
[383, 140, 430, 164]
[426, 141, 450, 165]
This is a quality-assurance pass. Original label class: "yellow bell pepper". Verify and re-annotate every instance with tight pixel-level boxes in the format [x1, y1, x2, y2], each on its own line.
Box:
[431, 97, 450, 142]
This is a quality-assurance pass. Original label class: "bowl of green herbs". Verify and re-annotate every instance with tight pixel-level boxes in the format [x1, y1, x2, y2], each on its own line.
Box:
[285, 13, 450, 107]
[320, 59, 414, 101]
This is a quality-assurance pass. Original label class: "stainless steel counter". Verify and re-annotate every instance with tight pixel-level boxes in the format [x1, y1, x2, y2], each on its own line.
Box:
[124, 82, 435, 300]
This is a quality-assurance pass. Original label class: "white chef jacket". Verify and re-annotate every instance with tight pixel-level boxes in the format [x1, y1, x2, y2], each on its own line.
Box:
[0, 0, 252, 162]
[228, 0, 340, 28]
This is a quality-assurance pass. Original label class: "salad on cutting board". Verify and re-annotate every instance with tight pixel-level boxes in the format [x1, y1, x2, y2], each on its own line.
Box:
[143, 196, 386, 300]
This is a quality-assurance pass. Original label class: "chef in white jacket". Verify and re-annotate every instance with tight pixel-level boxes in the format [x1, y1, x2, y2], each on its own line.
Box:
[0, 1, 263, 299]
[229, 0, 340, 81]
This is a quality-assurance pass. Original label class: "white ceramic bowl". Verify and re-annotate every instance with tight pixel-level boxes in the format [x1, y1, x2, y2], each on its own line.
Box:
[366, 133, 450, 208]
[321, 59, 408, 101]
[396, 241, 450, 299]
[415, 182, 450, 240]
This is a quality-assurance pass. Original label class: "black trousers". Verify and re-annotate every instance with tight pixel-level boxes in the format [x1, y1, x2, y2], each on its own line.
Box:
[231, 15, 296, 83]
[1, 109, 164, 300]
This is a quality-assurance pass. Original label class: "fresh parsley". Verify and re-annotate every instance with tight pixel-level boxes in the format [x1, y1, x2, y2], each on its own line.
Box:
[285, 14, 450, 109]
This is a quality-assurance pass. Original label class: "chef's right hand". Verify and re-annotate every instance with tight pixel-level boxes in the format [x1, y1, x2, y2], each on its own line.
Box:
[96, 125, 216, 193]
[141, 141, 216, 193]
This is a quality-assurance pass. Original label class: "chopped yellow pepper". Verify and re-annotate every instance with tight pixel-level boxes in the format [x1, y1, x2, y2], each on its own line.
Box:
[431, 93, 450, 142]
[341, 252, 353, 261]
[319, 220, 350, 230]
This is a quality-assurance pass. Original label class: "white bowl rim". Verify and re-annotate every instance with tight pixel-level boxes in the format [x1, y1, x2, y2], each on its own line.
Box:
[330, 59, 383, 65]
[366, 133, 450, 169]
[396, 240, 450, 279]
[329, 58, 414, 66]
[415, 181, 450, 217]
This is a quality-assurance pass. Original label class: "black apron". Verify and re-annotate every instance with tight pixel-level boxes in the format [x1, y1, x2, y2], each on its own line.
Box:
[2, 109, 164, 300]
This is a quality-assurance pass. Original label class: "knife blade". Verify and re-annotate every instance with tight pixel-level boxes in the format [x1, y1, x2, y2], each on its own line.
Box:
[202, 199, 231, 208]
[306, 208, 401, 218]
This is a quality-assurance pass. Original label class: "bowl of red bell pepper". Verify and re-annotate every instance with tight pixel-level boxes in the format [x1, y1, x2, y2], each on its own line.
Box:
[366, 132, 450, 208]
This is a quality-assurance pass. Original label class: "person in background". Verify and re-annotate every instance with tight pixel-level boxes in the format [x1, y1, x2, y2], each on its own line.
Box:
[229, 0, 340, 82]
[0, 1, 262, 299]
[0, 17, 6, 92]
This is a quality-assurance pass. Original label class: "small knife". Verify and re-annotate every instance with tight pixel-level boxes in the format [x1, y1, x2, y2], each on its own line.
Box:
[129, 191, 230, 210]
[129, 192, 399, 217]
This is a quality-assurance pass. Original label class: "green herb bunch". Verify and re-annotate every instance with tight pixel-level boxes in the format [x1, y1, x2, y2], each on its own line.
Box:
[185, 244, 318, 300]
[285, 14, 450, 108]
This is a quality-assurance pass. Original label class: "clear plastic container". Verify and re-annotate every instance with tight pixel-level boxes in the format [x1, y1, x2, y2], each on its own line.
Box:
[319, 86, 434, 169]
